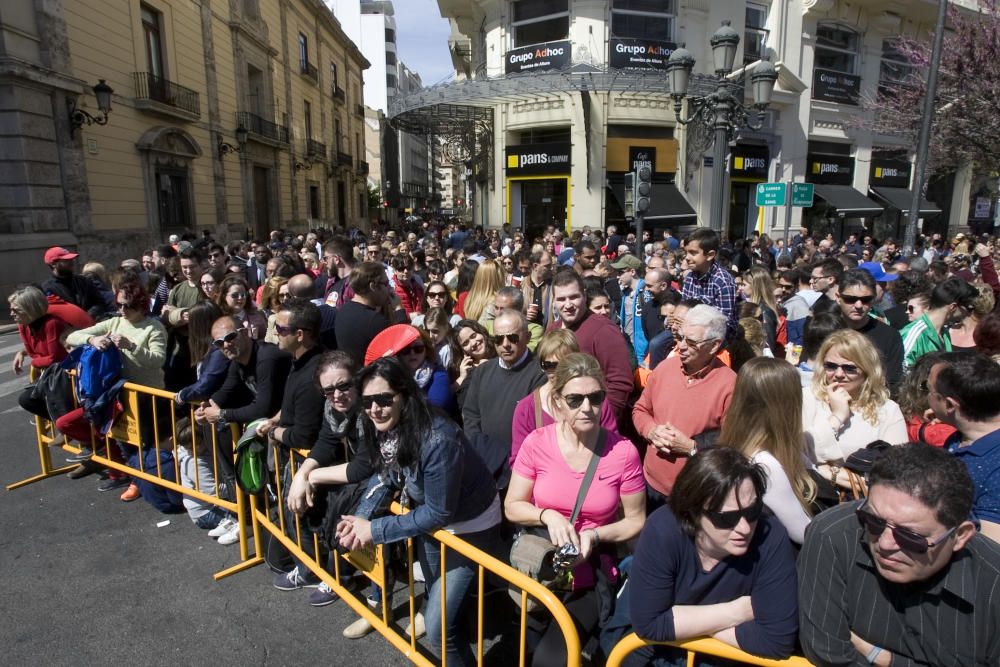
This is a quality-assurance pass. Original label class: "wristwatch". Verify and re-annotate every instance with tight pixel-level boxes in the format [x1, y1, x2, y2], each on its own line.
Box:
[829, 465, 841, 484]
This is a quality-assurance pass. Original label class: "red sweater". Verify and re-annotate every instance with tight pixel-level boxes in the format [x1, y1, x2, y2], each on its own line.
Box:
[563, 311, 635, 418]
[394, 278, 424, 316]
[46, 295, 94, 330]
[632, 355, 736, 495]
[19, 315, 70, 369]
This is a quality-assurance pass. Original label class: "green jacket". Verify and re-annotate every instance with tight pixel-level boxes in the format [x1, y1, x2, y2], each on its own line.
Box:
[900, 313, 950, 369]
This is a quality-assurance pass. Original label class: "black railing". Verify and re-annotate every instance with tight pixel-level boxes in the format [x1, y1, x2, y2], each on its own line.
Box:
[237, 111, 289, 144]
[133, 72, 200, 116]
[337, 151, 352, 167]
[357, 160, 369, 175]
[307, 139, 326, 158]
[333, 86, 346, 102]
[300, 60, 318, 82]
[356, 103, 365, 116]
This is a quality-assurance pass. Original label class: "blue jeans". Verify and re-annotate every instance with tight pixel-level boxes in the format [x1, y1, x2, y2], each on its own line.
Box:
[419, 523, 502, 667]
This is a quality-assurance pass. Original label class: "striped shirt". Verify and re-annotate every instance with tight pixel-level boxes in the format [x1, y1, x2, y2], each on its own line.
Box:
[681, 262, 738, 340]
[799, 502, 1000, 667]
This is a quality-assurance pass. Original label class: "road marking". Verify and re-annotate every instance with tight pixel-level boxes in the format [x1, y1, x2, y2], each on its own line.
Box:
[0, 342, 25, 355]
[0, 375, 29, 399]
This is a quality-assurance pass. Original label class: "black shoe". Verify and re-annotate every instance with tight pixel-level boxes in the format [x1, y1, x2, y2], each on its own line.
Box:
[97, 476, 130, 492]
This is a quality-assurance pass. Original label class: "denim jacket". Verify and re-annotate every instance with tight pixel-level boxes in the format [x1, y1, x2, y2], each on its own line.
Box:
[361, 415, 498, 545]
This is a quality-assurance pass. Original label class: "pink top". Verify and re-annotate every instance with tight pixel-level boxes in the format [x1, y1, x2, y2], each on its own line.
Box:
[512, 424, 645, 533]
[510, 389, 618, 467]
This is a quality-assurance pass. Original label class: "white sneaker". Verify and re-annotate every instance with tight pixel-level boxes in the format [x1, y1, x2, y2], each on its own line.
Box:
[208, 517, 237, 538]
[412, 560, 425, 583]
[217, 521, 241, 545]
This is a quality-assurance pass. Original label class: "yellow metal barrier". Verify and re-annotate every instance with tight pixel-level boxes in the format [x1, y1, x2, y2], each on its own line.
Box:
[7, 366, 78, 490]
[606, 632, 814, 667]
[251, 443, 582, 667]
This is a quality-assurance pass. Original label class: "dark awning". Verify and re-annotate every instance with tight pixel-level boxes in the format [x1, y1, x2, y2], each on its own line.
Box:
[813, 184, 884, 217]
[609, 182, 698, 222]
[869, 187, 941, 215]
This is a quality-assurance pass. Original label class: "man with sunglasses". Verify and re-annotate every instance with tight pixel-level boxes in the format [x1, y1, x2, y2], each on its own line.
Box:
[837, 269, 904, 390]
[461, 309, 546, 488]
[799, 444, 1000, 667]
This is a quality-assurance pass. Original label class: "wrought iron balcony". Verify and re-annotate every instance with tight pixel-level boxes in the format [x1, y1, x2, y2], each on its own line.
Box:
[357, 160, 369, 175]
[333, 86, 346, 102]
[237, 111, 289, 144]
[337, 151, 353, 167]
[132, 72, 200, 119]
[307, 139, 327, 159]
[300, 60, 318, 83]
[356, 103, 365, 117]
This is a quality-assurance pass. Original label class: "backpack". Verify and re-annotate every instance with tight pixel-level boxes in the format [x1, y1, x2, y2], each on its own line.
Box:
[234, 419, 270, 495]
[63, 344, 123, 403]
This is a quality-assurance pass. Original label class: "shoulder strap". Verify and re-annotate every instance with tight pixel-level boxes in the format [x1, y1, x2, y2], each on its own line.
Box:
[569, 429, 607, 524]
[533, 388, 544, 429]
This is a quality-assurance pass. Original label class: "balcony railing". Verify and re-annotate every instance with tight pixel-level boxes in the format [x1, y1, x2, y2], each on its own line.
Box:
[132, 72, 200, 117]
[237, 111, 289, 144]
[332, 86, 346, 102]
[307, 139, 327, 159]
[300, 60, 318, 83]
[357, 160, 369, 175]
[355, 103, 365, 117]
[337, 151, 352, 167]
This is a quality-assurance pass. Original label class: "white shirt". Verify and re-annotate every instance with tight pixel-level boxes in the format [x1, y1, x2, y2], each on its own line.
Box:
[751, 450, 813, 545]
[802, 390, 908, 463]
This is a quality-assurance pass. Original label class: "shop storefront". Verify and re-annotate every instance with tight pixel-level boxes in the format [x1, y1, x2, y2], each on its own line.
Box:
[505, 142, 571, 240]
[804, 142, 883, 240]
[867, 150, 941, 240]
[728, 144, 769, 241]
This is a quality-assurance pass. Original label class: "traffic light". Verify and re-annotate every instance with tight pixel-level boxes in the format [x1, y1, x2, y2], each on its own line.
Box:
[636, 166, 652, 213]
[623, 172, 635, 218]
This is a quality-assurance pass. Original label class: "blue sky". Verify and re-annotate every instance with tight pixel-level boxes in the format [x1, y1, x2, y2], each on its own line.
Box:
[392, 0, 454, 86]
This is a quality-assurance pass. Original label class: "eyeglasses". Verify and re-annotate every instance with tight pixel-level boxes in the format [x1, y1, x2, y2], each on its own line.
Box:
[823, 361, 861, 376]
[706, 500, 764, 530]
[840, 294, 875, 305]
[116, 301, 133, 310]
[906, 304, 919, 313]
[809, 275, 825, 283]
[678, 336, 717, 348]
[562, 390, 606, 409]
[362, 392, 397, 410]
[399, 343, 425, 356]
[228, 292, 247, 300]
[540, 359, 559, 372]
[855, 501, 957, 554]
[277, 292, 290, 301]
[321, 380, 354, 397]
[427, 291, 449, 298]
[212, 330, 240, 348]
[492, 333, 520, 346]
[274, 324, 299, 337]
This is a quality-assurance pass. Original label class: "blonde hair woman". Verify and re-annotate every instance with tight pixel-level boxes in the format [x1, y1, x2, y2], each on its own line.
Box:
[461, 259, 506, 322]
[720, 357, 816, 544]
[804, 329, 907, 481]
[739, 265, 778, 351]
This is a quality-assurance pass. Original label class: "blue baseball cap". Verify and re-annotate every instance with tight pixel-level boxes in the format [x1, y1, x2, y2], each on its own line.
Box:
[859, 261, 898, 282]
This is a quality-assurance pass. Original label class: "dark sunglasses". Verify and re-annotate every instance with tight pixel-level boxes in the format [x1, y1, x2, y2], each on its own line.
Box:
[492, 332, 520, 346]
[399, 343, 425, 356]
[841, 294, 875, 305]
[427, 291, 449, 298]
[362, 392, 397, 409]
[823, 361, 861, 376]
[274, 324, 299, 336]
[540, 360, 559, 372]
[706, 500, 764, 530]
[116, 301, 133, 310]
[906, 304, 918, 313]
[855, 501, 956, 554]
[562, 390, 606, 409]
[321, 380, 354, 397]
[212, 330, 240, 347]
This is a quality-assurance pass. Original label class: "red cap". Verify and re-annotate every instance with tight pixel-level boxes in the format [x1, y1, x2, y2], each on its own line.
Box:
[364, 324, 421, 366]
[44, 246, 79, 264]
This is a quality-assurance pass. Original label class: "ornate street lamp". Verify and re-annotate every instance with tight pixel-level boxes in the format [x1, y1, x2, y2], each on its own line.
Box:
[68, 79, 114, 138]
[218, 125, 248, 160]
[667, 21, 778, 233]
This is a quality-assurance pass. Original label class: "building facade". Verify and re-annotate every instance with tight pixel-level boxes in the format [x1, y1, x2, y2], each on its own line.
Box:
[0, 0, 368, 298]
[390, 0, 981, 242]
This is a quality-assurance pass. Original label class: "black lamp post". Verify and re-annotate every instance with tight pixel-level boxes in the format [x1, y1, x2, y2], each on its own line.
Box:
[69, 79, 114, 138]
[667, 21, 778, 234]
[218, 125, 248, 160]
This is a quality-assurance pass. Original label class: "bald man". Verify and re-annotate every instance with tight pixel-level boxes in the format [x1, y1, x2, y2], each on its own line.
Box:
[288, 273, 336, 350]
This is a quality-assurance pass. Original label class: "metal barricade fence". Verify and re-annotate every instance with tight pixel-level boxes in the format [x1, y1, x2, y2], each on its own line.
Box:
[7, 366, 78, 489]
[251, 441, 582, 667]
[605, 633, 815, 667]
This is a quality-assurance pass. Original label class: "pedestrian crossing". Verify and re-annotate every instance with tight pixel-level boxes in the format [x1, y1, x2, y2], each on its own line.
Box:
[0, 331, 30, 413]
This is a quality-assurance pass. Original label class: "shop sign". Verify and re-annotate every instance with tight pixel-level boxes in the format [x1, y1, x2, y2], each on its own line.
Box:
[505, 143, 572, 175]
[813, 68, 862, 105]
[806, 152, 854, 185]
[730, 145, 769, 179]
[505, 40, 571, 74]
[870, 157, 911, 188]
[609, 38, 675, 70]
[629, 146, 656, 175]
[974, 197, 992, 219]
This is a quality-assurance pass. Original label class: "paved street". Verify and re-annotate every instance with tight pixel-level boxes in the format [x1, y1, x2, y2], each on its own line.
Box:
[0, 330, 405, 666]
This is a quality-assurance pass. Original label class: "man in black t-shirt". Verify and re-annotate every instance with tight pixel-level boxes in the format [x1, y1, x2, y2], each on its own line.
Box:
[837, 269, 904, 391]
[334, 261, 393, 366]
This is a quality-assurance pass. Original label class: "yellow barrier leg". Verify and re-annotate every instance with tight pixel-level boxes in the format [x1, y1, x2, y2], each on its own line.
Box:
[7, 417, 77, 490]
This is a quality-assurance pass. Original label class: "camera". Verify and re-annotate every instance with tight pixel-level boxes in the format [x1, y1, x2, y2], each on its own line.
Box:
[553, 543, 580, 571]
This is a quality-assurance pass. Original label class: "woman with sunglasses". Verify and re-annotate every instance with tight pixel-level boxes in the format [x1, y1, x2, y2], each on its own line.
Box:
[452, 319, 497, 389]
[410, 280, 460, 328]
[505, 353, 645, 667]
[336, 357, 500, 666]
[618, 447, 798, 664]
[216, 274, 266, 340]
[365, 324, 455, 414]
[260, 276, 290, 343]
[510, 331, 617, 467]
[804, 330, 907, 486]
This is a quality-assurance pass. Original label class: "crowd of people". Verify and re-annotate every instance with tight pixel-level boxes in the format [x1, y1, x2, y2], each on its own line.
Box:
[8, 219, 1000, 666]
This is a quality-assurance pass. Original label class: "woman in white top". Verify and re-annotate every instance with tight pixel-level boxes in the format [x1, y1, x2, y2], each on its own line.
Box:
[803, 329, 907, 483]
[720, 357, 816, 544]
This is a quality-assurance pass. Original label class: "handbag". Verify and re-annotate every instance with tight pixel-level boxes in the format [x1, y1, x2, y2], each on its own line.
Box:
[508, 429, 606, 611]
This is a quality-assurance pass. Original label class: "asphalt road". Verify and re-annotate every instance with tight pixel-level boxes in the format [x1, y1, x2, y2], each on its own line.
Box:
[0, 330, 406, 666]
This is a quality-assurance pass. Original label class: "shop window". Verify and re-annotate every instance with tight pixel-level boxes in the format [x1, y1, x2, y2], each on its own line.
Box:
[744, 2, 769, 63]
[815, 23, 859, 74]
[511, 0, 569, 48]
[610, 0, 676, 41]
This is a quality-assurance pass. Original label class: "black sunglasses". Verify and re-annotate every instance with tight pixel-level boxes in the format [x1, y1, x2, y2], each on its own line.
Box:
[540, 360, 559, 372]
[362, 393, 397, 410]
[823, 361, 861, 376]
[274, 324, 299, 336]
[855, 501, 957, 554]
[706, 500, 764, 530]
[562, 390, 606, 410]
[492, 332, 520, 346]
[399, 343, 425, 356]
[321, 380, 354, 397]
[427, 291, 449, 298]
[212, 330, 240, 347]
[116, 301, 133, 310]
[841, 294, 875, 305]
